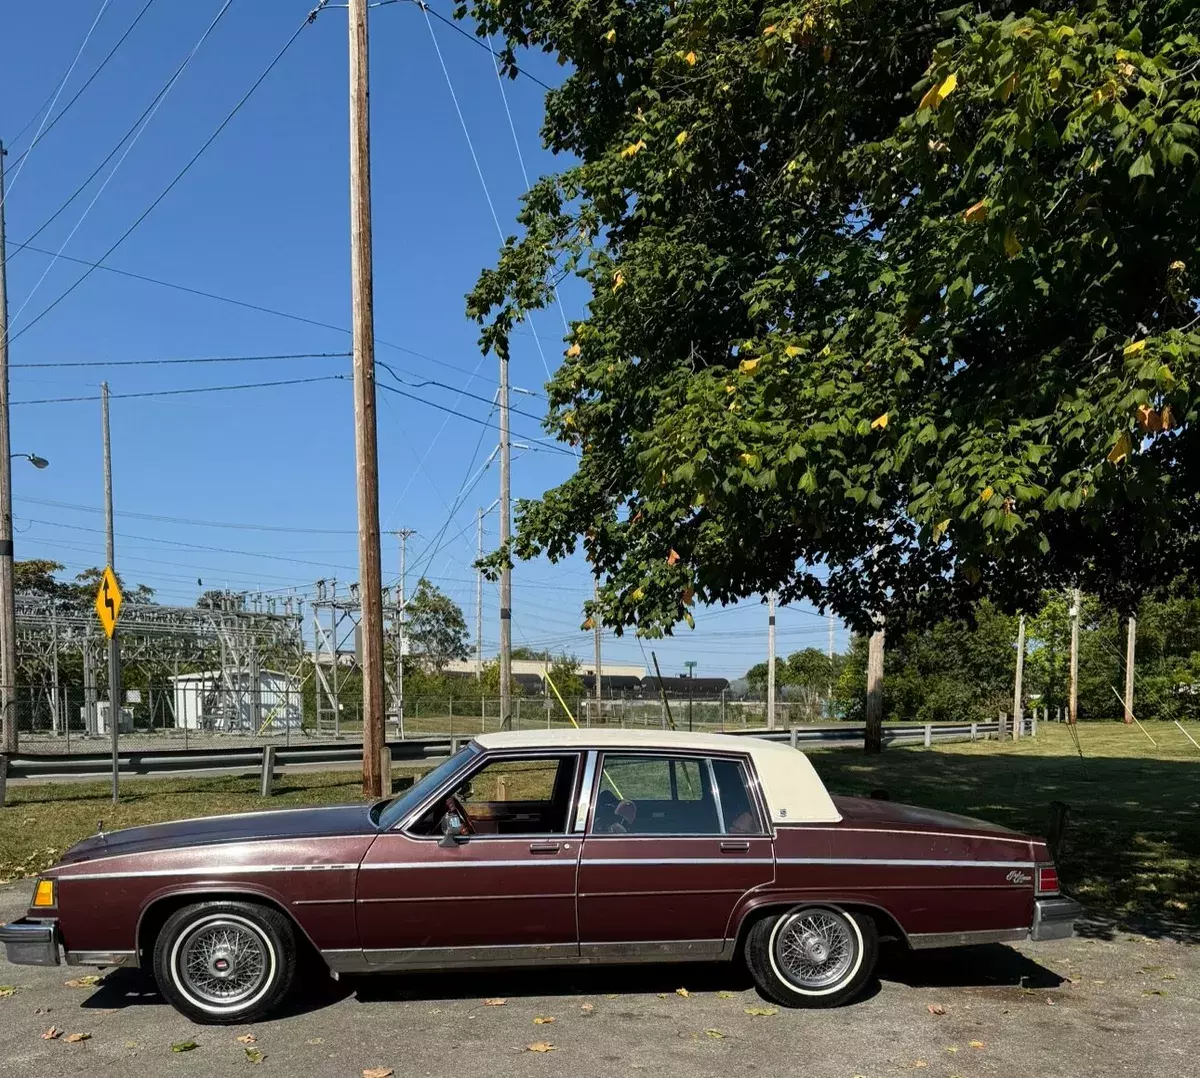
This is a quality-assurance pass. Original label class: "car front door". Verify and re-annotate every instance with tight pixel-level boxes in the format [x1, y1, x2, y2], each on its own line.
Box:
[577, 751, 775, 961]
[355, 752, 583, 970]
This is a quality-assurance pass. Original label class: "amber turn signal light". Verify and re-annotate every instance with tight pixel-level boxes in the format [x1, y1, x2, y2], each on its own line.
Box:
[32, 879, 55, 908]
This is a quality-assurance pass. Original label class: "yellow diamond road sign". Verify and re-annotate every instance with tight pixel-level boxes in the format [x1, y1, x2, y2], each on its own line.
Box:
[95, 566, 122, 639]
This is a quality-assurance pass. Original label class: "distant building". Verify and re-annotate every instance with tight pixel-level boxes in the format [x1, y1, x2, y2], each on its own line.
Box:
[170, 670, 301, 732]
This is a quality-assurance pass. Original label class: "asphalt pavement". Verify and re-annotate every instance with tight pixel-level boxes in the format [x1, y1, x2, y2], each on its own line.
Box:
[0, 882, 1195, 1078]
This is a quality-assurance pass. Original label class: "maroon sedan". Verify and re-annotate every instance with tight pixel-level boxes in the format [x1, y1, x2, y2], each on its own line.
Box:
[1, 729, 1079, 1023]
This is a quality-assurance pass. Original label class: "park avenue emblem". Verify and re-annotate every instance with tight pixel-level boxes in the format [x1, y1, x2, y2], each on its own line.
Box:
[1006, 869, 1032, 884]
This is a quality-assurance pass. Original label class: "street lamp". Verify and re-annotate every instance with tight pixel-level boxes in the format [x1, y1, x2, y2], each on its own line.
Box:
[13, 454, 49, 469]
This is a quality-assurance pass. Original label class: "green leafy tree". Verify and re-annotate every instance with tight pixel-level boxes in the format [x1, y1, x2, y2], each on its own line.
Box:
[465, 0, 1200, 640]
[405, 578, 469, 670]
[13, 559, 72, 598]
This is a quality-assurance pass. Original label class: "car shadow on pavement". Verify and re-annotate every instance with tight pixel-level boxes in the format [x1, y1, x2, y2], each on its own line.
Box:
[879, 943, 1064, 990]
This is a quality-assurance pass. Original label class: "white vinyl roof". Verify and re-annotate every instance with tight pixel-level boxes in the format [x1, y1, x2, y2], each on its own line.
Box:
[473, 728, 841, 825]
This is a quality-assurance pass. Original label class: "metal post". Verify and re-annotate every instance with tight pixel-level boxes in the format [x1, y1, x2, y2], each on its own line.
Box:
[924, 722, 932, 748]
[476, 508, 484, 681]
[102, 383, 122, 803]
[379, 745, 392, 797]
[766, 592, 777, 729]
[1012, 613, 1026, 742]
[396, 529, 413, 738]
[498, 350, 512, 729]
[1123, 615, 1136, 724]
[865, 623, 885, 754]
[1068, 588, 1080, 724]
[260, 745, 276, 797]
[348, 0, 386, 797]
[1031, 707, 1038, 737]
[0, 141, 16, 770]
[970, 721, 977, 741]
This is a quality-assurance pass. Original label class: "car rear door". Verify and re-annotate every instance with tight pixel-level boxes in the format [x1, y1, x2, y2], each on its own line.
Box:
[576, 751, 775, 961]
[354, 752, 583, 969]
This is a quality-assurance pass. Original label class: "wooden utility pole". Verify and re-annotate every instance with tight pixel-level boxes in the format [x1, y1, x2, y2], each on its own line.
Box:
[593, 578, 602, 723]
[394, 529, 414, 737]
[475, 508, 484, 681]
[766, 592, 777, 729]
[101, 383, 121, 803]
[0, 141, 15, 765]
[1068, 588, 1080, 725]
[1011, 613, 1026, 741]
[1123, 615, 1136, 725]
[498, 348, 512, 729]
[348, 0, 385, 796]
[865, 622, 885, 754]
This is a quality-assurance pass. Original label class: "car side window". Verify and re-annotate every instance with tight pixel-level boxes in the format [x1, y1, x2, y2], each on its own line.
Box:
[711, 758, 763, 834]
[591, 754, 730, 835]
[410, 754, 579, 837]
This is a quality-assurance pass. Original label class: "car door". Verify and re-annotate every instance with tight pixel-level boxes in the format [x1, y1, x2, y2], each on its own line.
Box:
[577, 751, 775, 960]
[356, 751, 583, 969]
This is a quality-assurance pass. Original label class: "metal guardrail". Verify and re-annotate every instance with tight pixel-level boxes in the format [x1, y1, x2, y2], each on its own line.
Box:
[2, 717, 1033, 783]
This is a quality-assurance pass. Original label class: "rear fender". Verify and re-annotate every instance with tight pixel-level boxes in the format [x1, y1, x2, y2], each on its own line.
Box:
[726, 891, 912, 949]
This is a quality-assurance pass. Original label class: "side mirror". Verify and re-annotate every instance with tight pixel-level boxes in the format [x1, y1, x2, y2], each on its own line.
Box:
[438, 811, 468, 848]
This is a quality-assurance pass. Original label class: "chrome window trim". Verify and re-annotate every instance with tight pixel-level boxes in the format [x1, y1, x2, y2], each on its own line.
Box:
[399, 749, 583, 838]
[783, 825, 1034, 845]
[706, 758, 726, 834]
[59, 863, 359, 881]
[777, 857, 1038, 869]
[573, 750, 598, 833]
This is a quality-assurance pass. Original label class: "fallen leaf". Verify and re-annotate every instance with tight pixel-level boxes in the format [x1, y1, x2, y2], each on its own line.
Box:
[484, 998, 507, 1007]
[969, 1040, 986, 1049]
[604, 994, 619, 1000]
[1046, 997, 1056, 1006]
[306, 1038, 325, 1045]
[236, 1034, 257, 1045]
[533, 1016, 555, 1025]
[171, 1041, 199, 1053]
[1144, 988, 1167, 996]
[527, 1042, 557, 1053]
[945, 1046, 959, 1053]
[676, 987, 690, 997]
[41, 1026, 62, 1040]
[125, 1042, 140, 1050]
[245, 1047, 265, 1064]
[64, 975, 100, 988]
[744, 1006, 777, 1017]
[717, 991, 735, 999]
[964, 198, 988, 224]
[871, 412, 889, 430]
[580, 1003, 594, 1013]
[0, 986, 15, 998]
[913, 1062, 928, 1070]
[927, 1003, 947, 1016]
[65, 1033, 91, 1043]
[657, 993, 668, 999]
[704, 1029, 725, 1039]
[362, 1070, 395, 1078]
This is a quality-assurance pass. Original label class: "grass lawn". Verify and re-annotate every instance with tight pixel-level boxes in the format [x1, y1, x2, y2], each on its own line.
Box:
[3, 723, 1197, 939]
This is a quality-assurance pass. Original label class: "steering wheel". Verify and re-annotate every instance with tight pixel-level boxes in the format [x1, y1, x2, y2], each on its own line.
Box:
[444, 794, 477, 835]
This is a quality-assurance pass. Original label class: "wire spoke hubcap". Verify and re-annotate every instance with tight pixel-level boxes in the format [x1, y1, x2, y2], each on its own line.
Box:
[774, 909, 857, 990]
[177, 919, 269, 1007]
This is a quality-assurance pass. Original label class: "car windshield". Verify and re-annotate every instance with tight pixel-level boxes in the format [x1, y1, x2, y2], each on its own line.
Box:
[374, 743, 480, 830]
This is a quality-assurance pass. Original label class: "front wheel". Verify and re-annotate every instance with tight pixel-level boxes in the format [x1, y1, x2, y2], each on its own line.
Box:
[152, 901, 297, 1024]
[745, 905, 878, 1008]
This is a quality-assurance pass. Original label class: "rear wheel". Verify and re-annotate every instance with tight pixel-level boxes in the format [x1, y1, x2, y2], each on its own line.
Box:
[152, 901, 296, 1024]
[745, 904, 877, 1008]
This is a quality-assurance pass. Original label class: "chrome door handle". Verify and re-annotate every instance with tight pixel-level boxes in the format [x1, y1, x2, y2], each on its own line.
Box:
[529, 842, 560, 854]
[720, 841, 751, 852]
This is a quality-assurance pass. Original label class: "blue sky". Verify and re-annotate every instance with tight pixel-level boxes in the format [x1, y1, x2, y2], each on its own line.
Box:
[0, 0, 842, 678]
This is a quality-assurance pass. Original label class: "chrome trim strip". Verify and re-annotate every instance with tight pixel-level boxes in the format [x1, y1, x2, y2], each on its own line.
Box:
[787, 825, 1035, 846]
[580, 939, 731, 961]
[65, 949, 136, 967]
[584, 857, 775, 866]
[359, 892, 573, 903]
[909, 928, 1028, 949]
[61, 863, 358, 881]
[706, 758, 725, 834]
[361, 859, 571, 871]
[777, 858, 1037, 869]
[292, 898, 354, 906]
[573, 750, 597, 833]
[579, 888, 747, 899]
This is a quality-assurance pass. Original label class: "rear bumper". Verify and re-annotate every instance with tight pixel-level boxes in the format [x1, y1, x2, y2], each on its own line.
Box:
[1031, 896, 1081, 941]
[0, 918, 61, 967]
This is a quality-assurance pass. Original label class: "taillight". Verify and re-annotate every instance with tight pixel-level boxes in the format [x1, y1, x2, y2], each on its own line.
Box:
[1036, 866, 1059, 895]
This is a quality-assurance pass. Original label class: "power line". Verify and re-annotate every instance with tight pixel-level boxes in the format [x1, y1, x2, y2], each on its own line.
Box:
[7, 2, 316, 346]
[11, 351, 348, 369]
[7, 0, 159, 169]
[408, 1, 553, 92]
[376, 360, 546, 425]
[0, 0, 114, 212]
[13, 374, 346, 406]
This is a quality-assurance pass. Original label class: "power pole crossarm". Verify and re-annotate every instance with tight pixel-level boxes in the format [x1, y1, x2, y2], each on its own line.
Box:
[348, 0, 386, 797]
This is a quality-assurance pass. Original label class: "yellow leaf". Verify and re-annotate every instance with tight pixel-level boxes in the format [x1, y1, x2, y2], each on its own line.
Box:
[998, 71, 1018, 101]
[871, 412, 889, 430]
[527, 1043, 557, 1053]
[620, 139, 646, 159]
[676, 987, 690, 997]
[685, 50, 697, 65]
[631, 587, 645, 601]
[724, 384, 736, 393]
[533, 1016, 555, 1025]
[919, 71, 959, 110]
[582, 616, 595, 631]
[740, 452, 757, 466]
[667, 548, 680, 566]
[704, 1028, 725, 1039]
[612, 270, 625, 292]
[41, 1027, 61, 1040]
[1123, 339, 1147, 356]
[1054, 24, 1076, 38]
[933, 519, 950, 541]
[744, 1006, 777, 1016]
[1048, 68, 1063, 90]
[363, 1070, 395, 1078]
[566, 343, 581, 357]
[1136, 405, 1162, 433]
[784, 344, 802, 357]
[739, 357, 760, 374]
[763, 24, 777, 35]
[683, 610, 695, 629]
[603, 28, 616, 43]
[1107, 431, 1132, 465]
[64, 1033, 92, 1044]
[675, 131, 690, 149]
[236, 1034, 257, 1045]
[980, 486, 994, 502]
[969, 1040, 986, 1049]
[964, 199, 988, 224]
[1004, 226, 1022, 258]
[1162, 405, 1175, 430]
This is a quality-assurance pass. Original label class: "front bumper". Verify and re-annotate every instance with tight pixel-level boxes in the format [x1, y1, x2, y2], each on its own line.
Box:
[1031, 896, 1082, 941]
[0, 918, 61, 967]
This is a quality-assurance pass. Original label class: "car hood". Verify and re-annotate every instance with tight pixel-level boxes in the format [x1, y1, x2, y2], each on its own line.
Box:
[56, 803, 377, 865]
[831, 795, 1022, 837]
